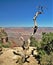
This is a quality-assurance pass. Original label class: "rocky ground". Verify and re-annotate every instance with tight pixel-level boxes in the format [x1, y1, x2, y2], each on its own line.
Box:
[0, 47, 39, 65]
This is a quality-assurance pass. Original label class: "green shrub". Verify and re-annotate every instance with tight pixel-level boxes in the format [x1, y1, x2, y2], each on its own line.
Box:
[30, 32, 53, 65]
[30, 36, 38, 47]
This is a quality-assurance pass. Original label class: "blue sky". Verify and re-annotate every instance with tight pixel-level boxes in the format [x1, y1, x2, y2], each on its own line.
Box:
[0, 0, 53, 27]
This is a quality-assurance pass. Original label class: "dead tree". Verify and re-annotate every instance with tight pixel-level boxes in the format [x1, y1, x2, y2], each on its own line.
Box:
[32, 6, 43, 35]
[13, 36, 31, 63]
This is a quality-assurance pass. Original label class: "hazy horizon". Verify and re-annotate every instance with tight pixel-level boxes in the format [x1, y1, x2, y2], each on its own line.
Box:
[0, 26, 53, 28]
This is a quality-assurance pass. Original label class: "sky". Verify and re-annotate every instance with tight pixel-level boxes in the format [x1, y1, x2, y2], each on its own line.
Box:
[0, 0, 53, 27]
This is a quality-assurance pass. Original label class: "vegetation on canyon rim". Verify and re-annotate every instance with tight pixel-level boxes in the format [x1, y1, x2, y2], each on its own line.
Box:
[30, 32, 53, 65]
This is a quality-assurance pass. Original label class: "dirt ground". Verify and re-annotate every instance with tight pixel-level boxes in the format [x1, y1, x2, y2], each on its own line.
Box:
[0, 47, 39, 65]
